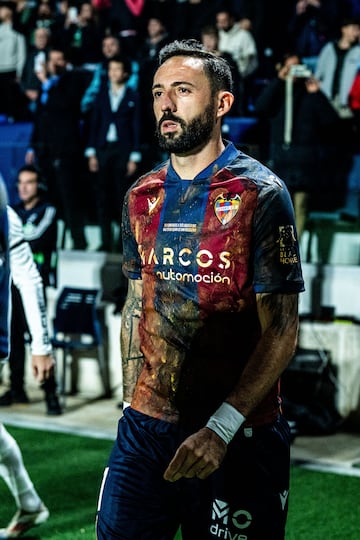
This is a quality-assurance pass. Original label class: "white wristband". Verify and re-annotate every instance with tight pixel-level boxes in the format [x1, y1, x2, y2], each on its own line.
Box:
[206, 402, 245, 445]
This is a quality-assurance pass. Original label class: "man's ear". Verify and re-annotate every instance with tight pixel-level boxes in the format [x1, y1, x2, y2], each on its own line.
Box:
[217, 91, 234, 118]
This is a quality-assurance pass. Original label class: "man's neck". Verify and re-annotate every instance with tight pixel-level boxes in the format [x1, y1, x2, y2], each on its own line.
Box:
[149, 33, 165, 45]
[23, 196, 40, 211]
[338, 37, 352, 50]
[170, 137, 225, 180]
[110, 82, 125, 93]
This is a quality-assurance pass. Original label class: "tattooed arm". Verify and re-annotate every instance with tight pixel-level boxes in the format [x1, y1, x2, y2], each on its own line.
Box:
[120, 278, 144, 404]
[164, 292, 299, 482]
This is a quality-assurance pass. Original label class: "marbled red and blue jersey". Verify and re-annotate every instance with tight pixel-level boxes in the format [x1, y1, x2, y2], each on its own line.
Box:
[122, 142, 304, 427]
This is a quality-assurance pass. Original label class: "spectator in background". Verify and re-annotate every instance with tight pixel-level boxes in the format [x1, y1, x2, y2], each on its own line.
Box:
[32, 0, 56, 34]
[13, 0, 39, 42]
[13, 165, 57, 288]
[109, 0, 145, 59]
[216, 8, 258, 79]
[170, 0, 219, 42]
[0, 0, 27, 120]
[0, 165, 61, 415]
[25, 48, 90, 250]
[287, 0, 341, 73]
[141, 0, 174, 34]
[254, 54, 339, 237]
[315, 17, 360, 209]
[58, 1, 102, 68]
[235, 1, 294, 78]
[200, 24, 243, 116]
[137, 15, 171, 166]
[21, 26, 51, 115]
[216, 7, 258, 114]
[137, 15, 170, 62]
[81, 33, 137, 114]
[315, 17, 360, 114]
[85, 55, 141, 252]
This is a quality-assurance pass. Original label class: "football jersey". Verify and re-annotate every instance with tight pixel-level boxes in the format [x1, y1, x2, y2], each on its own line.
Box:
[122, 142, 304, 427]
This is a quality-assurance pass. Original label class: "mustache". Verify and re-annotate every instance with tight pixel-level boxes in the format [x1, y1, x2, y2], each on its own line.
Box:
[158, 113, 185, 128]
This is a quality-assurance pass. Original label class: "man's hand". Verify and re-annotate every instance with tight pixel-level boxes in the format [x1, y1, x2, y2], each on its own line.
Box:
[163, 427, 227, 482]
[35, 64, 48, 84]
[32, 354, 55, 383]
[305, 77, 320, 93]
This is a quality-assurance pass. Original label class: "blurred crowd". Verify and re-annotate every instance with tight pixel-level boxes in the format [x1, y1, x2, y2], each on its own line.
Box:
[1, 0, 360, 249]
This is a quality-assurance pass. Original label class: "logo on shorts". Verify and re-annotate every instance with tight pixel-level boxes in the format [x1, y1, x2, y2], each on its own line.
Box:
[210, 498, 252, 539]
[214, 193, 241, 225]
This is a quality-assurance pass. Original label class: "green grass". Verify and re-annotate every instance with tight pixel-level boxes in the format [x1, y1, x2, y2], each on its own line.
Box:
[0, 426, 359, 539]
[286, 467, 360, 539]
[0, 426, 112, 540]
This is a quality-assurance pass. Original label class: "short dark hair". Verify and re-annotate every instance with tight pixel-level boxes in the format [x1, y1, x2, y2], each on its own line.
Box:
[17, 165, 47, 192]
[103, 33, 120, 43]
[201, 25, 219, 38]
[108, 54, 132, 77]
[158, 39, 233, 95]
[48, 47, 68, 61]
[17, 164, 40, 179]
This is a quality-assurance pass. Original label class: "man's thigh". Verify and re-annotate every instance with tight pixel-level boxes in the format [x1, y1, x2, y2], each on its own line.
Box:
[181, 416, 291, 540]
[96, 409, 180, 540]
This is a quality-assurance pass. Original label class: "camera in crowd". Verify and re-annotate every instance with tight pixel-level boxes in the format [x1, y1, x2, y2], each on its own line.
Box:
[288, 64, 312, 78]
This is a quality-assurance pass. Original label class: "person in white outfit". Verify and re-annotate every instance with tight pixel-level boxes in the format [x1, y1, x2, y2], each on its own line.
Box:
[315, 17, 360, 112]
[0, 178, 52, 538]
[216, 8, 258, 114]
[216, 8, 258, 78]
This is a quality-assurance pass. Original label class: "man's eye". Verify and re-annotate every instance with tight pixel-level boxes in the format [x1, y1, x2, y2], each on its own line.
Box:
[178, 87, 190, 94]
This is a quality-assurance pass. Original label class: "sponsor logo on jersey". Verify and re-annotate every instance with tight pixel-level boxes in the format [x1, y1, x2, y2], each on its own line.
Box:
[210, 498, 252, 539]
[139, 245, 232, 286]
[139, 245, 231, 270]
[163, 222, 197, 233]
[147, 196, 160, 215]
[214, 193, 241, 225]
[278, 225, 299, 264]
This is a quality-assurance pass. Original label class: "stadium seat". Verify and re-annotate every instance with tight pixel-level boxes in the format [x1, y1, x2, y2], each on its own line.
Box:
[51, 287, 112, 406]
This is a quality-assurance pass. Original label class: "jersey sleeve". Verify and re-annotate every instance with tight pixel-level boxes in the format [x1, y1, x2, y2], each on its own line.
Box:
[8, 207, 52, 355]
[252, 179, 305, 294]
[121, 190, 142, 280]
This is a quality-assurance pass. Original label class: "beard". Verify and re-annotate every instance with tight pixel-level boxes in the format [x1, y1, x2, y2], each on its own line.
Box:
[155, 101, 216, 154]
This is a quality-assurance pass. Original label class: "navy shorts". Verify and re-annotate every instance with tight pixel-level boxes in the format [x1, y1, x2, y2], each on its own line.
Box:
[96, 408, 291, 540]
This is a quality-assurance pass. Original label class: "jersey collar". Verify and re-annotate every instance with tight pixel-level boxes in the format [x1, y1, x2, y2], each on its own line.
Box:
[167, 140, 239, 181]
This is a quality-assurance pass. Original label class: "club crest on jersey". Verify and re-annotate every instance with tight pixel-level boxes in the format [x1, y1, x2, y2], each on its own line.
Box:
[214, 193, 241, 225]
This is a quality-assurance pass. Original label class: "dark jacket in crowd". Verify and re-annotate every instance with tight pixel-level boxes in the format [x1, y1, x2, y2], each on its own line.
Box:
[30, 69, 91, 156]
[254, 76, 339, 192]
[87, 83, 141, 156]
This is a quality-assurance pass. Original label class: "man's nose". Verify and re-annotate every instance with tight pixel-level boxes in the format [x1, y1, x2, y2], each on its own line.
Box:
[160, 92, 176, 112]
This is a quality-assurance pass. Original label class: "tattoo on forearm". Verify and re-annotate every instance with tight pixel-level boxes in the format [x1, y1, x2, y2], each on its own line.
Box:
[259, 294, 298, 335]
[122, 309, 142, 362]
[121, 283, 144, 401]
